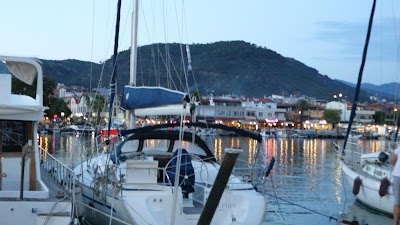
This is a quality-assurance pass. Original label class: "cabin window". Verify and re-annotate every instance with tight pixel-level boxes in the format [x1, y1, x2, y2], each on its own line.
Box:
[0, 120, 29, 153]
[120, 139, 140, 153]
[173, 140, 206, 156]
[142, 139, 169, 153]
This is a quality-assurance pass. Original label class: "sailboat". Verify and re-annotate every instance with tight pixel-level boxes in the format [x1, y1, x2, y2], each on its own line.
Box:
[0, 55, 75, 224]
[338, 0, 395, 215]
[73, 1, 270, 224]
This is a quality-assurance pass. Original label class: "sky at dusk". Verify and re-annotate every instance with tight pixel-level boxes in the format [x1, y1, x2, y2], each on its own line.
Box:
[1, 0, 399, 85]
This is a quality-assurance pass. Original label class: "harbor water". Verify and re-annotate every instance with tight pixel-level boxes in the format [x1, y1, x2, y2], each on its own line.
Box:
[39, 133, 394, 225]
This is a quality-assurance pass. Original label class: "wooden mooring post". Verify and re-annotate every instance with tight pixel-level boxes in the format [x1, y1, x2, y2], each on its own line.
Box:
[197, 148, 242, 225]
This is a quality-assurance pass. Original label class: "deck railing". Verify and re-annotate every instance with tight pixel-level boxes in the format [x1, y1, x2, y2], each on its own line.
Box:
[39, 146, 76, 192]
[39, 146, 77, 222]
[334, 141, 363, 170]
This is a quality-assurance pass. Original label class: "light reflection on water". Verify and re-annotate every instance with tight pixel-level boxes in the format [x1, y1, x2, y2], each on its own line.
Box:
[40, 134, 393, 224]
[39, 133, 98, 167]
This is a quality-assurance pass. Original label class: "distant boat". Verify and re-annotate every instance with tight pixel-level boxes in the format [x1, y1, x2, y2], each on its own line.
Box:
[259, 128, 273, 138]
[346, 130, 363, 139]
[69, 124, 96, 135]
[275, 129, 293, 138]
[196, 128, 217, 136]
[100, 126, 118, 137]
[296, 129, 317, 138]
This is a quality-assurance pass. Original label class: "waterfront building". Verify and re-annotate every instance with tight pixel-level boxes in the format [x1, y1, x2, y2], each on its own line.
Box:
[326, 101, 375, 123]
[197, 95, 287, 129]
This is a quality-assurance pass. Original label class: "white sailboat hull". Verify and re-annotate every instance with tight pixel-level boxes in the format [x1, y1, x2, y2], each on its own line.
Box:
[75, 156, 267, 225]
[341, 161, 394, 214]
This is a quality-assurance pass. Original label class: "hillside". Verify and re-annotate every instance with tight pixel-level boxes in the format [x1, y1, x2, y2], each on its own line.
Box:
[8, 41, 373, 100]
[336, 79, 399, 100]
[361, 83, 400, 99]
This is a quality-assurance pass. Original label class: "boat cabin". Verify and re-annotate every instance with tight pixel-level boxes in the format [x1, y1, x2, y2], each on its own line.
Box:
[114, 130, 216, 183]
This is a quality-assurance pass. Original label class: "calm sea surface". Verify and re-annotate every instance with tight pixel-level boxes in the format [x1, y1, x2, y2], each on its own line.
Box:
[39, 133, 394, 225]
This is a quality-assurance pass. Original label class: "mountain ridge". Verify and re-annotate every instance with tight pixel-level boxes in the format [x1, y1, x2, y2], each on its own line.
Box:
[4, 41, 397, 101]
[336, 79, 399, 99]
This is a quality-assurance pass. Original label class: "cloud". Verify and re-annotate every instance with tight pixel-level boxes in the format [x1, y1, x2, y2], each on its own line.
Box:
[314, 19, 399, 62]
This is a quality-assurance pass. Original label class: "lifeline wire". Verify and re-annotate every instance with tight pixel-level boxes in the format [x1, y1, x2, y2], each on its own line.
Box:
[265, 189, 357, 224]
[269, 176, 286, 223]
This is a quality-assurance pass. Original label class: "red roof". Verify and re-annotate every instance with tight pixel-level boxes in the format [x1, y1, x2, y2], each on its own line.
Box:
[367, 103, 386, 109]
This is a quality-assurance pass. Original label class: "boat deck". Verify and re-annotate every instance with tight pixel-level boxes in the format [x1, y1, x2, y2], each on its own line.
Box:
[40, 166, 71, 200]
[0, 162, 71, 202]
[182, 200, 203, 215]
[343, 156, 393, 182]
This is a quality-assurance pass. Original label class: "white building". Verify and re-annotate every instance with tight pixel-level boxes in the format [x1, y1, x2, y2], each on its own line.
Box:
[326, 101, 375, 123]
[241, 97, 286, 122]
[197, 96, 287, 127]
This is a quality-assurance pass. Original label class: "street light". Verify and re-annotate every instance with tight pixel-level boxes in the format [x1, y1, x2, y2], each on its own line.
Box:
[334, 93, 343, 101]
[60, 112, 65, 125]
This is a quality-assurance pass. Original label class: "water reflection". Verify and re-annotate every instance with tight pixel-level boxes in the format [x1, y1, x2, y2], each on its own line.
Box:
[341, 200, 393, 225]
[211, 136, 259, 163]
[39, 133, 98, 167]
[39, 134, 393, 224]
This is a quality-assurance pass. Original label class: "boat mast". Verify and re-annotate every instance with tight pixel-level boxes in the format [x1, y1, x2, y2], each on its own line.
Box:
[130, 0, 139, 85]
[342, 0, 376, 152]
[107, 0, 122, 137]
[394, 120, 400, 142]
[128, 0, 140, 129]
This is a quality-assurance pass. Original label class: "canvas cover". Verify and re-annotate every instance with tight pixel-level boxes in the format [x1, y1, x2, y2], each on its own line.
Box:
[6, 61, 37, 85]
[121, 86, 186, 110]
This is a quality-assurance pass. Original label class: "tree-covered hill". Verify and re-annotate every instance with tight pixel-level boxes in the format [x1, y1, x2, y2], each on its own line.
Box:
[34, 41, 371, 100]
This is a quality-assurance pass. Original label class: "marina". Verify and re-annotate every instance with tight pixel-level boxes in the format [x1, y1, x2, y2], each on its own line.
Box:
[40, 133, 394, 224]
[2, 0, 399, 224]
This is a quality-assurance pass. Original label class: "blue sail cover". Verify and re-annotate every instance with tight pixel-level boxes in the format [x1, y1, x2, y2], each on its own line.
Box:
[166, 149, 195, 193]
[121, 86, 186, 110]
